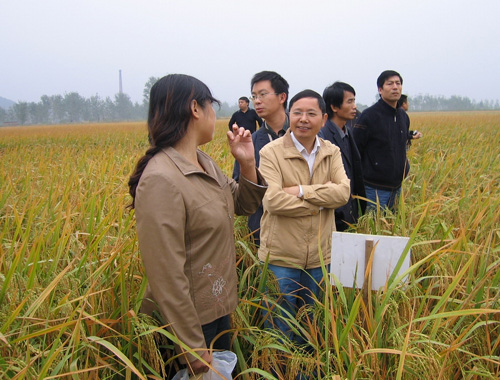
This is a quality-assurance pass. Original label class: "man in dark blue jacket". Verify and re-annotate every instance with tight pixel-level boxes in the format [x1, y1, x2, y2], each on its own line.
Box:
[352, 70, 410, 211]
[232, 71, 289, 245]
[319, 81, 366, 230]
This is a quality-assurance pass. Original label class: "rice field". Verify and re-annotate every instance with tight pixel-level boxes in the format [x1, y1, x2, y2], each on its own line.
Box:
[0, 112, 499, 379]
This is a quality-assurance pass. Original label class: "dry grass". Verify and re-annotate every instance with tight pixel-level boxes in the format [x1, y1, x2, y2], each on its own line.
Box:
[1, 113, 499, 379]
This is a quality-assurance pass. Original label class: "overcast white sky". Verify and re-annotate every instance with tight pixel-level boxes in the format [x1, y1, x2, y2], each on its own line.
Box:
[1, 0, 499, 107]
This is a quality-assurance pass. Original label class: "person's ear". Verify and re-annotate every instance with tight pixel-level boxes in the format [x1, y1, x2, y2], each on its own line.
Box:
[322, 112, 328, 125]
[331, 105, 338, 114]
[190, 100, 201, 120]
[278, 93, 286, 105]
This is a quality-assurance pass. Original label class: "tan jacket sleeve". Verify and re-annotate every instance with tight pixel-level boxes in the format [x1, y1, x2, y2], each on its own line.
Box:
[230, 169, 267, 216]
[260, 145, 322, 217]
[301, 149, 350, 208]
[135, 172, 205, 364]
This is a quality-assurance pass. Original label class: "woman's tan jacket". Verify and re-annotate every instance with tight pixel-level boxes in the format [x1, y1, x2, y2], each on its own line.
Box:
[135, 147, 266, 363]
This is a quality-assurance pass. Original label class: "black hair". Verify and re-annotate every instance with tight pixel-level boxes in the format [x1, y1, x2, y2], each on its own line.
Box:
[288, 89, 326, 114]
[128, 74, 220, 208]
[250, 71, 289, 109]
[377, 70, 403, 89]
[397, 94, 408, 108]
[239, 96, 250, 103]
[323, 81, 356, 119]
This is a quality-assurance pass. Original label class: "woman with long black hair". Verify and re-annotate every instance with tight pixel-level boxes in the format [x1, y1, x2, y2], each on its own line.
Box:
[128, 74, 266, 376]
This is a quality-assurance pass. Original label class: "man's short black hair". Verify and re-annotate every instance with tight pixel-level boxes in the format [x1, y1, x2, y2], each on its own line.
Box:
[251, 71, 289, 109]
[377, 70, 403, 89]
[323, 82, 356, 119]
[239, 96, 250, 103]
[288, 89, 326, 114]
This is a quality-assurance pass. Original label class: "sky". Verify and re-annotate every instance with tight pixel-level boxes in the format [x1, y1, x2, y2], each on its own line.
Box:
[1, 0, 499, 107]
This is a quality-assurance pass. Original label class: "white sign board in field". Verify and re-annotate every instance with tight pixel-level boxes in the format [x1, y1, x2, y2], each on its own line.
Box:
[330, 232, 411, 290]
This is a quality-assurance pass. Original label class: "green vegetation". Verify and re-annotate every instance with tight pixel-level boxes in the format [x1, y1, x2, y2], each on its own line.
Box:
[1, 112, 499, 379]
[409, 95, 500, 112]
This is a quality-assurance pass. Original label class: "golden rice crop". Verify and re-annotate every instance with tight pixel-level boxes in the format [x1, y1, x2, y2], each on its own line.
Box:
[0, 112, 499, 379]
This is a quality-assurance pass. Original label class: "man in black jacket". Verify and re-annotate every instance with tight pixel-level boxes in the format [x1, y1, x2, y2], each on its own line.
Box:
[228, 96, 263, 133]
[352, 70, 410, 211]
[319, 81, 366, 230]
[398, 94, 423, 146]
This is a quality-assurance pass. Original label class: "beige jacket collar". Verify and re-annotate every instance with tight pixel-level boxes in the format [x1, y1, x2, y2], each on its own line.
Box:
[162, 146, 218, 180]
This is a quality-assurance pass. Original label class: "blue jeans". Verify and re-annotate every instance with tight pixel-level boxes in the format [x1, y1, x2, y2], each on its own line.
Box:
[365, 185, 401, 211]
[264, 264, 329, 343]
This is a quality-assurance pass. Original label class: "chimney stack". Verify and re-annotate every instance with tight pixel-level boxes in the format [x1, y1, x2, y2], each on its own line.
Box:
[119, 69, 123, 94]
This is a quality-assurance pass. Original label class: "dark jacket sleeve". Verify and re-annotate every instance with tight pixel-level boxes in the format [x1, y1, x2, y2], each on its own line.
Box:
[352, 112, 370, 158]
[228, 112, 236, 130]
[232, 160, 240, 181]
[256, 112, 263, 127]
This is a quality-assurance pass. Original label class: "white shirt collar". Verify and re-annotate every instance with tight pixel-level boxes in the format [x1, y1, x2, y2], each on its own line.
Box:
[290, 132, 320, 155]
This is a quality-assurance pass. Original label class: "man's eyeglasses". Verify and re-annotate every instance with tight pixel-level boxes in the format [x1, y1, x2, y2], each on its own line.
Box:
[250, 92, 278, 101]
[291, 111, 321, 119]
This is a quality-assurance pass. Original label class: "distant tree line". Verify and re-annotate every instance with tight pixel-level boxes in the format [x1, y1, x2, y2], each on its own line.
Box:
[0, 92, 146, 126]
[2, 82, 499, 126]
[409, 94, 500, 112]
[0, 76, 239, 126]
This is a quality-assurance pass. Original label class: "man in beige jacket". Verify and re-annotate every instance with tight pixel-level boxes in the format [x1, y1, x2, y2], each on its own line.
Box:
[258, 89, 350, 343]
